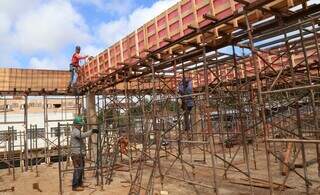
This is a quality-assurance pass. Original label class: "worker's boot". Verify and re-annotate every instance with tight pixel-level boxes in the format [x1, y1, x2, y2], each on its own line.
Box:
[72, 186, 84, 191]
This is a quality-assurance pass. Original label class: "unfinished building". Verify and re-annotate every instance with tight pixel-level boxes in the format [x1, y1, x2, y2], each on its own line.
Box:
[1, 0, 320, 194]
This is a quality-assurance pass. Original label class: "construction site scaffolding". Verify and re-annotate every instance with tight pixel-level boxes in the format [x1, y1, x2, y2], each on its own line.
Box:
[75, 1, 320, 194]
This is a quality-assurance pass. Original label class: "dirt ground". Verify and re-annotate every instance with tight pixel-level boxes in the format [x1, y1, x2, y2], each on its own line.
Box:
[1, 143, 320, 195]
[0, 163, 130, 195]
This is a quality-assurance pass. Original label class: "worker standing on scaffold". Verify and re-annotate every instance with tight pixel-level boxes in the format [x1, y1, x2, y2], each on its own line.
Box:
[68, 46, 88, 91]
[178, 76, 194, 131]
[70, 116, 98, 191]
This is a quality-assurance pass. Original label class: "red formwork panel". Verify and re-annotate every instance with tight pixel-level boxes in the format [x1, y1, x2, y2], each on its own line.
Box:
[77, 72, 84, 85]
[144, 0, 242, 51]
[192, 69, 214, 88]
[109, 42, 123, 69]
[293, 52, 314, 67]
[78, 64, 89, 85]
[146, 18, 158, 51]
[122, 34, 131, 63]
[129, 32, 138, 64]
[122, 32, 139, 64]
[109, 45, 116, 69]
[88, 58, 99, 81]
[196, 0, 213, 28]
[169, 78, 177, 89]
[116, 42, 123, 67]
[214, 0, 233, 20]
[245, 61, 255, 77]
[226, 67, 235, 80]
[209, 70, 214, 83]
[199, 72, 205, 86]
[167, 4, 181, 41]
[98, 53, 105, 76]
[192, 70, 203, 87]
[79, 0, 243, 81]
[77, 0, 301, 86]
[83, 64, 90, 80]
[157, 12, 169, 48]
[97, 50, 110, 75]
[181, 0, 195, 36]
[137, 27, 147, 58]
[220, 64, 228, 80]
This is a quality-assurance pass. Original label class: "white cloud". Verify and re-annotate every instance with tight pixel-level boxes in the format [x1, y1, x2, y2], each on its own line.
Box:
[0, 13, 11, 35]
[0, 0, 179, 69]
[29, 57, 56, 69]
[29, 55, 70, 70]
[13, 0, 91, 54]
[0, 0, 93, 69]
[98, 18, 128, 46]
[0, 0, 40, 20]
[98, 0, 179, 46]
[82, 45, 103, 57]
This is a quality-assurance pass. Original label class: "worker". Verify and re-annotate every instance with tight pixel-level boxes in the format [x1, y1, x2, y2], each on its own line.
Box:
[68, 46, 88, 89]
[178, 77, 194, 131]
[70, 116, 98, 191]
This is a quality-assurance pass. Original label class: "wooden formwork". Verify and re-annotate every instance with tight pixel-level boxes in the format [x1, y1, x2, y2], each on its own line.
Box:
[80, 39, 319, 92]
[0, 68, 70, 93]
[77, 0, 303, 86]
[0, 68, 10, 91]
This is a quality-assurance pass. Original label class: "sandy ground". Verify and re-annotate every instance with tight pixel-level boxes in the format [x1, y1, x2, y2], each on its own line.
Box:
[0, 163, 130, 195]
[1, 143, 320, 195]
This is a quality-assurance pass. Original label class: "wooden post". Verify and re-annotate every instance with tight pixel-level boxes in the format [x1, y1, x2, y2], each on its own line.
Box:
[281, 143, 293, 176]
[86, 92, 97, 162]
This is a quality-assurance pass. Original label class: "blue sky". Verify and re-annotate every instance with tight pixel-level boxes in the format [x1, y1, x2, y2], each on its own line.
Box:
[0, 0, 179, 70]
[1, 0, 318, 70]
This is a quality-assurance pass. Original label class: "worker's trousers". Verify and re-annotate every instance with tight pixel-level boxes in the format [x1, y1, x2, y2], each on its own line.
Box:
[69, 64, 78, 88]
[71, 154, 85, 188]
[183, 106, 193, 131]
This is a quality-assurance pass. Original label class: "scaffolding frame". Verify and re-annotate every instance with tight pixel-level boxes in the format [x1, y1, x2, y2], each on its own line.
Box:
[0, 95, 80, 183]
[77, 2, 320, 194]
[1, 1, 320, 194]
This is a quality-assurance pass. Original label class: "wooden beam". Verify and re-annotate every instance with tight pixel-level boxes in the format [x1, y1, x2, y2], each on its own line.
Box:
[233, 0, 250, 6]
[203, 13, 219, 22]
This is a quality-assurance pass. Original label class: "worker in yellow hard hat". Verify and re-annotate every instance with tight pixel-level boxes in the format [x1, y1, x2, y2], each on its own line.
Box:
[70, 116, 98, 191]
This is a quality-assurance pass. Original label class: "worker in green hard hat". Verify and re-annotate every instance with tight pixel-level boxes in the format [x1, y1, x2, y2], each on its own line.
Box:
[70, 116, 98, 191]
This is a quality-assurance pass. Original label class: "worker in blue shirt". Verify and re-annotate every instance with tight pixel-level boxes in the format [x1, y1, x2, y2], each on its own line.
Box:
[178, 77, 194, 131]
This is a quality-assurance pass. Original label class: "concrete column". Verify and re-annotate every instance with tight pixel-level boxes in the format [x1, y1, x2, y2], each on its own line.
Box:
[86, 92, 97, 161]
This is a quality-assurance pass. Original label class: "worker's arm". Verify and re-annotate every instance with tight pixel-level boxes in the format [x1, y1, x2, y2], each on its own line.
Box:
[73, 128, 93, 139]
[75, 53, 88, 60]
[178, 82, 185, 95]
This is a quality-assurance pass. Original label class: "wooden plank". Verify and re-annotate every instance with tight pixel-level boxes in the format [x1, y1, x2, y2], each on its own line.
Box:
[0, 69, 10, 91]
[0, 68, 70, 92]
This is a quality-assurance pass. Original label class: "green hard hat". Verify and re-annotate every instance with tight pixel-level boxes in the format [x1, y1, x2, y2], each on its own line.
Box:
[73, 116, 84, 125]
